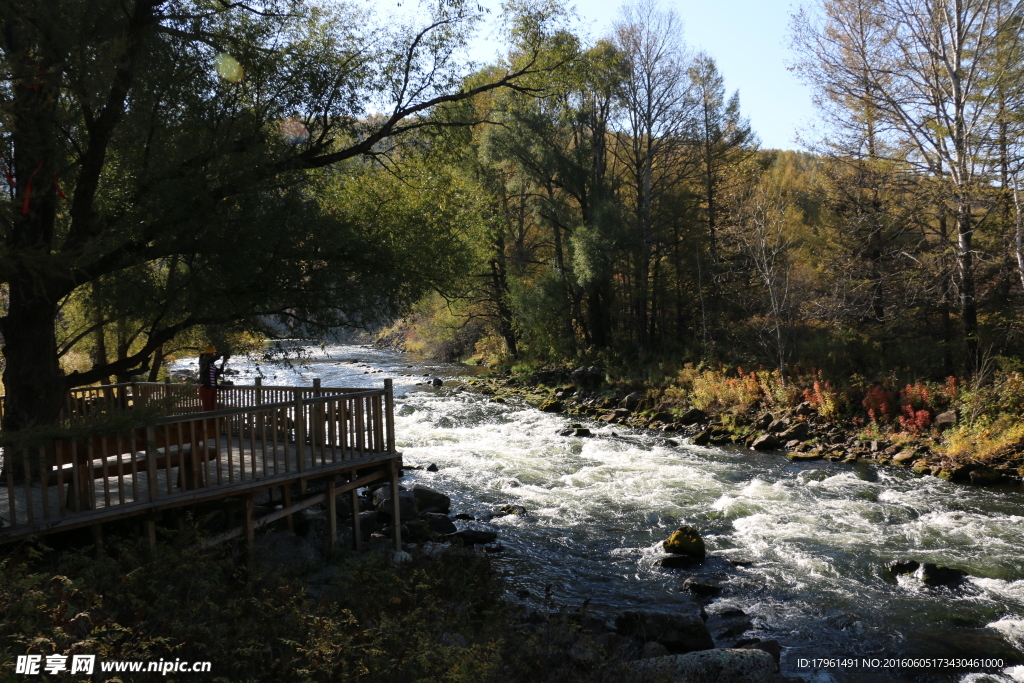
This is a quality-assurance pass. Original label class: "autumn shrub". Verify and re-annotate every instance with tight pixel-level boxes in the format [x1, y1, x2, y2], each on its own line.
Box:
[664, 365, 799, 414]
[862, 385, 897, 425]
[801, 374, 841, 419]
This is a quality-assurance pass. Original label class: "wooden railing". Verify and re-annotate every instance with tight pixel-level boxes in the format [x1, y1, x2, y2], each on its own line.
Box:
[0, 380, 396, 538]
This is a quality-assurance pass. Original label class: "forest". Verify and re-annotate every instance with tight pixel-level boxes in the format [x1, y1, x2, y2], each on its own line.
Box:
[2, 0, 1024, 444]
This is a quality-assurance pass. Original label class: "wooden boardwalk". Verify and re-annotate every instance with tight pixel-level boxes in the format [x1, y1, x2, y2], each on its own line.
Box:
[0, 380, 403, 550]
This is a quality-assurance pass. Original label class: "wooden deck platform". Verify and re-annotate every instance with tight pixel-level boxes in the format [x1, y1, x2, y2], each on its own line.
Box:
[0, 380, 403, 551]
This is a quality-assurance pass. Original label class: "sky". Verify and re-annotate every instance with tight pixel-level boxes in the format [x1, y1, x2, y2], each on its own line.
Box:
[467, 0, 819, 151]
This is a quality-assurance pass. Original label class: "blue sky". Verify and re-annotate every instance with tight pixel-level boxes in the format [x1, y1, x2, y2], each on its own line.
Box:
[478, 0, 817, 150]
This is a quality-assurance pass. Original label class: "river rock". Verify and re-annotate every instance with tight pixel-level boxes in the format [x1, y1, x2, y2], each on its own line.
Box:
[707, 611, 753, 639]
[766, 418, 789, 434]
[426, 463, 439, 472]
[540, 399, 564, 413]
[969, 468, 1009, 486]
[661, 555, 702, 569]
[752, 639, 782, 670]
[795, 402, 815, 416]
[614, 608, 714, 653]
[916, 562, 968, 587]
[634, 648, 776, 683]
[620, 392, 646, 411]
[448, 529, 498, 545]
[893, 450, 918, 466]
[373, 486, 416, 521]
[491, 504, 527, 519]
[679, 408, 707, 425]
[787, 450, 821, 462]
[641, 641, 670, 658]
[934, 410, 957, 431]
[751, 434, 781, 451]
[692, 429, 712, 446]
[885, 558, 920, 576]
[412, 484, 450, 513]
[431, 377, 443, 387]
[682, 577, 722, 597]
[574, 427, 591, 437]
[421, 512, 457, 535]
[664, 525, 706, 559]
[753, 414, 773, 430]
[778, 422, 809, 441]
[936, 466, 972, 482]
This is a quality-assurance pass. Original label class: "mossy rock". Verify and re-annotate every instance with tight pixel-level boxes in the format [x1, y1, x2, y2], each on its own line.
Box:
[911, 460, 932, 475]
[787, 451, 822, 462]
[538, 399, 564, 413]
[663, 525, 706, 560]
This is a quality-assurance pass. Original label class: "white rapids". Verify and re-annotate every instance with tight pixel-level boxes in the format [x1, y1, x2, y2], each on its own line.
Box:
[174, 343, 1024, 682]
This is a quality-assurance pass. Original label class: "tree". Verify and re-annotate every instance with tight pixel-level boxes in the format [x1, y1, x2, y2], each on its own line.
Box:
[792, 0, 1024, 373]
[612, 0, 695, 350]
[688, 52, 755, 348]
[0, 0, 557, 432]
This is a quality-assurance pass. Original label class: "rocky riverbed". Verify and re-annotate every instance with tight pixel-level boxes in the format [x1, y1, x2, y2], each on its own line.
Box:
[462, 366, 1024, 489]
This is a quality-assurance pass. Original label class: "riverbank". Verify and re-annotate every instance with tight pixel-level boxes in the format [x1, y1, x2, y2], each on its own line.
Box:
[0, 501, 798, 683]
[461, 366, 1024, 490]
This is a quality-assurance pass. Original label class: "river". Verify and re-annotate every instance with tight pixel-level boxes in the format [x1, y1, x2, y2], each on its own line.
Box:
[177, 343, 1024, 682]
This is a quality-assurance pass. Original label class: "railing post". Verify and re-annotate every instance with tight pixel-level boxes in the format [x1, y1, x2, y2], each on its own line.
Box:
[293, 389, 306, 482]
[255, 377, 263, 406]
[146, 425, 159, 502]
[384, 378, 395, 454]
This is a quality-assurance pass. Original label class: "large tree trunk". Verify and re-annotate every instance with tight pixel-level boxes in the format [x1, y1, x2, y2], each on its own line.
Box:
[1, 293, 65, 432]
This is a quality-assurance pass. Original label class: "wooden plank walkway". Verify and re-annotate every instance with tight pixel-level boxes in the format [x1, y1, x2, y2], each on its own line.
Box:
[0, 380, 403, 550]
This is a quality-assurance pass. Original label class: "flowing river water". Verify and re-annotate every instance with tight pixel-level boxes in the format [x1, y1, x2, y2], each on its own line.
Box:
[179, 344, 1024, 682]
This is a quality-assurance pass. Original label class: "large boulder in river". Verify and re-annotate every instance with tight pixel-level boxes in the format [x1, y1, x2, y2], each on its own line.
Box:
[885, 558, 920, 577]
[411, 484, 450, 514]
[663, 525, 706, 560]
[614, 608, 714, 653]
[915, 563, 968, 587]
[634, 648, 776, 683]
[373, 486, 416, 522]
[420, 512, 457, 535]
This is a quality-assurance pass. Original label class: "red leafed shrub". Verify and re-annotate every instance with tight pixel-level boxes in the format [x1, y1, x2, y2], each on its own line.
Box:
[944, 376, 958, 402]
[895, 383, 936, 434]
[898, 405, 932, 434]
[863, 385, 896, 423]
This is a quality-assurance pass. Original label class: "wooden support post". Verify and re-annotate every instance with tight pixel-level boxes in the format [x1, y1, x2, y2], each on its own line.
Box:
[92, 524, 104, 557]
[389, 458, 402, 552]
[351, 484, 362, 551]
[326, 478, 337, 555]
[244, 493, 255, 549]
[283, 484, 293, 533]
[384, 378, 395, 454]
[146, 515, 157, 550]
